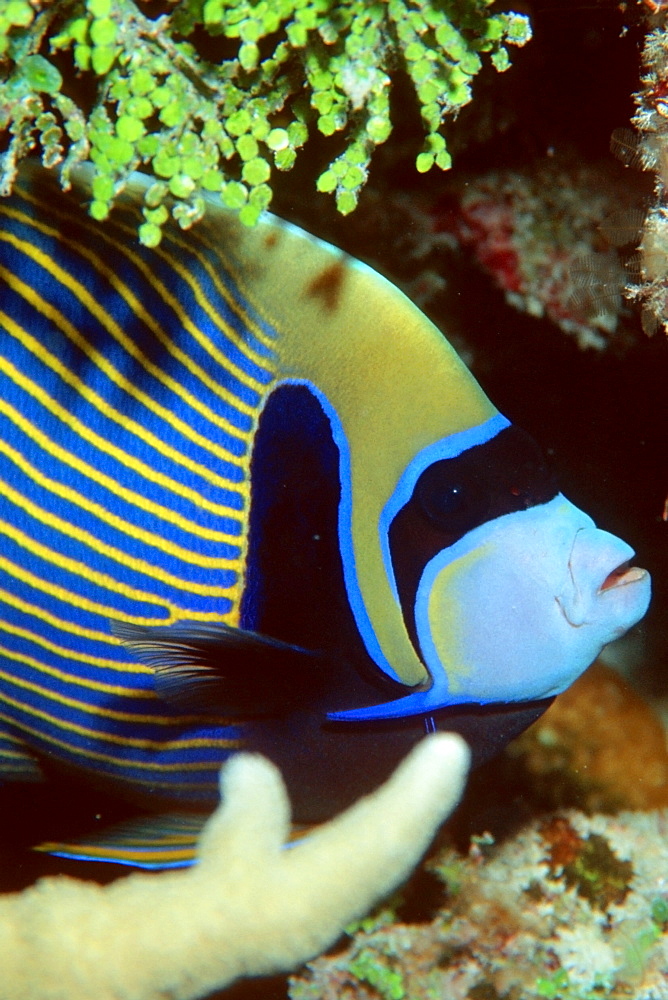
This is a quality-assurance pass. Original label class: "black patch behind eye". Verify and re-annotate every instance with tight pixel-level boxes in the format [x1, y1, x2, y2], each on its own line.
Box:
[389, 425, 558, 653]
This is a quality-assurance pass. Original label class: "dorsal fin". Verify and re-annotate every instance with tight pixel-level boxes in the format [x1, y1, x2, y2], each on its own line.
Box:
[112, 621, 321, 716]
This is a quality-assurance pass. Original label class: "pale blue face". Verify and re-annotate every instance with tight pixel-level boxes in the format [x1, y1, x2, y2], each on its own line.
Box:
[413, 494, 652, 707]
[329, 419, 652, 723]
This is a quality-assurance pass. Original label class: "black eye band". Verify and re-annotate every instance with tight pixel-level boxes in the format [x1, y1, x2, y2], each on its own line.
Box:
[388, 425, 559, 654]
[414, 425, 558, 539]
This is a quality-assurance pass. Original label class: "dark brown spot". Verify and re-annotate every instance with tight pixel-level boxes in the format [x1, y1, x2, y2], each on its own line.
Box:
[263, 230, 278, 250]
[305, 261, 345, 311]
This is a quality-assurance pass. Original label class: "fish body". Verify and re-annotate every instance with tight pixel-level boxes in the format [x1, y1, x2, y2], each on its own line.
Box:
[0, 165, 651, 865]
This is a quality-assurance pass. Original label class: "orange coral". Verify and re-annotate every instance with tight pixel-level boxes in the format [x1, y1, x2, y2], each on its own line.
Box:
[509, 661, 668, 812]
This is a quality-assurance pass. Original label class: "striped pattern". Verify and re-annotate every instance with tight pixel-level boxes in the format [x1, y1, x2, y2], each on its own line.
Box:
[0, 171, 279, 806]
[37, 813, 314, 870]
[37, 812, 209, 869]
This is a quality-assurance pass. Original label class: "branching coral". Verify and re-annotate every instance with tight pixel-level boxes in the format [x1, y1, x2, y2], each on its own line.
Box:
[0, 734, 469, 1000]
[0, 0, 531, 243]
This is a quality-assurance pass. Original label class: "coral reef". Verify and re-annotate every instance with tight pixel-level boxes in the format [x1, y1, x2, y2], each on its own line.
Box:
[0, 0, 531, 242]
[0, 733, 469, 1000]
[290, 806, 668, 1000]
[626, 8, 668, 335]
[414, 157, 644, 350]
[290, 153, 650, 351]
[507, 661, 668, 813]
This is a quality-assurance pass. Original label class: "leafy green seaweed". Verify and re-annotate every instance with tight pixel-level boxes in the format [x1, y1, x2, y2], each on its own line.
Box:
[0, 0, 530, 242]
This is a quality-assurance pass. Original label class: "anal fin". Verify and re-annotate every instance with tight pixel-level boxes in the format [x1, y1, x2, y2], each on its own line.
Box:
[35, 811, 208, 870]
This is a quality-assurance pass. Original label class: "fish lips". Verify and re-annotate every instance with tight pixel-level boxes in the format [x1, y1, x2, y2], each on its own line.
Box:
[557, 527, 651, 635]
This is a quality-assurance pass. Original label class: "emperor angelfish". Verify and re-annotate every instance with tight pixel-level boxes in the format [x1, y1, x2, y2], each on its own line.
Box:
[0, 165, 650, 868]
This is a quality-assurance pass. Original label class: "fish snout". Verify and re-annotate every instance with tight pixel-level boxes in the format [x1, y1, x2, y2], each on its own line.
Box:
[557, 527, 651, 634]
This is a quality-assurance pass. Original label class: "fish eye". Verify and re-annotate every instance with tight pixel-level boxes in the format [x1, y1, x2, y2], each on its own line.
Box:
[415, 464, 489, 534]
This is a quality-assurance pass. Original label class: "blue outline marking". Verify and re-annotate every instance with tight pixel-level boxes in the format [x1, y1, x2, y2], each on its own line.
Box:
[46, 849, 194, 870]
[278, 378, 403, 683]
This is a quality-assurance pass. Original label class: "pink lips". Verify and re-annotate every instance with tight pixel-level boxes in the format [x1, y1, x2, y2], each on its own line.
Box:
[599, 560, 649, 593]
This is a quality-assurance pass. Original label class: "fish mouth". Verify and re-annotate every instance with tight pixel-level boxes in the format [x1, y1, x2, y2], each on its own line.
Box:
[599, 559, 649, 593]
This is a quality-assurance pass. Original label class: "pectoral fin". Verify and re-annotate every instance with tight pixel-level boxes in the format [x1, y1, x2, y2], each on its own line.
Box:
[112, 620, 321, 715]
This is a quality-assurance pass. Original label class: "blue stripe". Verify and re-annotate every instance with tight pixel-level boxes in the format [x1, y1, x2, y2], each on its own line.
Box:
[45, 851, 194, 870]
[0, 409, 245, 548]
[278, 377, 406, 684]
[0, 449, 242, 566]
[0, 320, 250, 485]
[0, 542, 234, 629]
[15, 191, 276, 388]
[0, 600, 143, 669]
[165, 222, 280, 357]
[0, 505, 237, 599]
[0, 374, 247, 518]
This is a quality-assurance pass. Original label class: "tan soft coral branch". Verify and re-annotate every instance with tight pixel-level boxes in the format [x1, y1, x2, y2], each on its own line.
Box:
[0, 732, 469, 1000]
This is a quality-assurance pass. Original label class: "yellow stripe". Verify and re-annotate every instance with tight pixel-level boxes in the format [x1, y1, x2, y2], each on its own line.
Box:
[17, 177, 276, 361]
[0, 696, 236, 758]
[0, 511, 237, 608]
[0, 588, 155, 658]
[0, 258, 250, 471]
[102, 770, 238, 790]
[0, 342, 250, 519]
[0, 548, 168, 616]
[0, 301, 248, 496]
[0, 556, 168, 621]
[0, 659, 156, 720]
[190, 216, 283, 344]
[0, 394, 245, 542]
[0, 658, 219, 726]
[1, 197, 272, 408]
[124, 218, 277, 366]
[36, 843, 198, 863]
[105, 216, 272, 394]
[0, 474, 240, 594]
[0, 434, 244, 558]
[1, 195, 270, 401]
